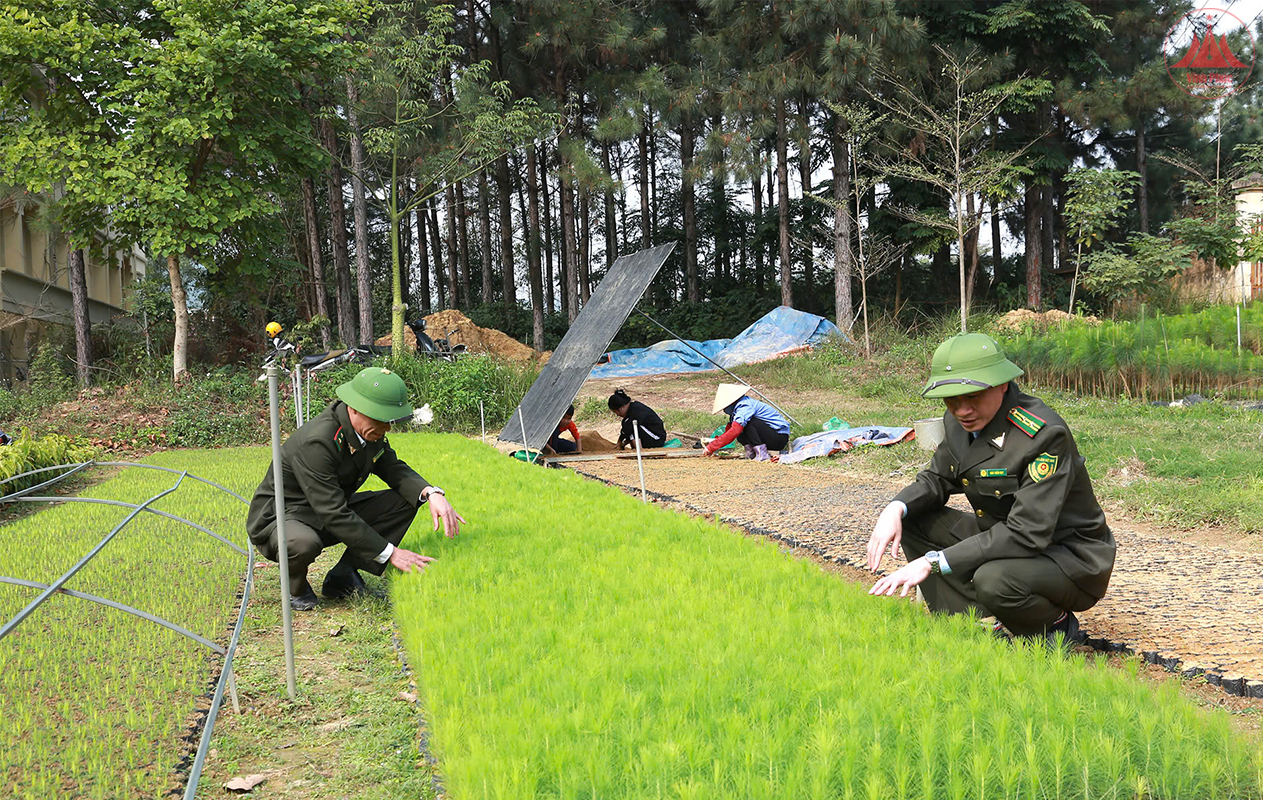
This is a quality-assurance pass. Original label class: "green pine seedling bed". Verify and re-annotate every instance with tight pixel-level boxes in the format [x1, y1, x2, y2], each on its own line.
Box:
[0, 447, 265, 799]
[391, 434, 1262, 800]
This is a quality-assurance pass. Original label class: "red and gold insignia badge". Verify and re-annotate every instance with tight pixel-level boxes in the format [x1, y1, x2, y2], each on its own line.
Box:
[1028, 453, 1059, 483]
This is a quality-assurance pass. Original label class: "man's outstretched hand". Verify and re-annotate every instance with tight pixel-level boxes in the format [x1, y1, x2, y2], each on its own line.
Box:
[866, 502, 905, 571]
[429, 493, 467, 539]
[388, 547, 436, 574]
[869, 557, 931, 598]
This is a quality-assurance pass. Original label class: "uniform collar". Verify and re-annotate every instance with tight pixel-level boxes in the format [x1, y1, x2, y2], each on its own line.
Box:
[333, 402, 380, 456]
[957, 384, 1020, 471]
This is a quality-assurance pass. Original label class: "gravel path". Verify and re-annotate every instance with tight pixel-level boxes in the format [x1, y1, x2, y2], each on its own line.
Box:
[572, 456, 1263, 697]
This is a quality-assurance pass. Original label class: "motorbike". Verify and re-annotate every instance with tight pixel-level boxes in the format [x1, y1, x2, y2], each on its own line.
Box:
[408, 319, 467, 361]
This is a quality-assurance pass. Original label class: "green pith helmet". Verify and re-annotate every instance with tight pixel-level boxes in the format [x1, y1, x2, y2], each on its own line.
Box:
[921, 333, 1024, 399]
[336, 367, 414, 422]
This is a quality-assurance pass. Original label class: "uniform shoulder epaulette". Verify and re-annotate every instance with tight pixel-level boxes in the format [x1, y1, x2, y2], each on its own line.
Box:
[1008, 406, 1046, 437]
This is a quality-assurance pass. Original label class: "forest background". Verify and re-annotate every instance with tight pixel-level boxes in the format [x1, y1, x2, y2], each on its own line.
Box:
[3, 0, 1263, 387]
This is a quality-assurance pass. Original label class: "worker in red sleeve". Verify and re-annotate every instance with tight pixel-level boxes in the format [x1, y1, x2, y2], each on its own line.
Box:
[543, 404, 583, 455]
[702, 383, 792, 462]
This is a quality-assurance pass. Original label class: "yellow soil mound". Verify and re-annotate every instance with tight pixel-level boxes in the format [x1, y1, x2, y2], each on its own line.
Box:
[994, 308, 1100, 332]
[579, 431, 619, 453]
[375, 310, 550, 364]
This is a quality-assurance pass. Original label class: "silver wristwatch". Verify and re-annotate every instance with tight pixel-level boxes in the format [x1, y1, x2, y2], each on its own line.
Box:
[423, 486, 445, 502]
[925, 550, 943, 575]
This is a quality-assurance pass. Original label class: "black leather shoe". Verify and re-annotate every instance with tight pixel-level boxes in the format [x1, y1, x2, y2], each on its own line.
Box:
[291, 588, 318, 611]
[322, 569, 367, 599]
[1045, 611, 1084, 649]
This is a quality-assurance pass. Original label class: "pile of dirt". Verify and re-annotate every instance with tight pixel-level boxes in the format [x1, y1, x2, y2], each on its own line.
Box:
[579, 431, 619, 453]
[375, 310, 550, 364]
[994, 308, 1100, 332]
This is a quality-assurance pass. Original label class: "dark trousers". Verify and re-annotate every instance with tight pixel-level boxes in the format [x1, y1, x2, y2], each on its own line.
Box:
[901, 507, 1096, 636]
[736, 418, 790, 452]
[255, 489, 418, 596]
[548, 434, 578, 453]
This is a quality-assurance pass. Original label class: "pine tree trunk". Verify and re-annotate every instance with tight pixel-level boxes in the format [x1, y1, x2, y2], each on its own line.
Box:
[302, 175, 332, 348]
[477, 169, 494, 303]
[398, 179, 412, 316]
[444, 184, 460, 308]
[320, 118, 356, 347]
[753, 161, 764, 289]
[68, 248, 92, 387]
[455, 180, 472, 306]
[776, 96, 793, 307]
[1024, 181, 1042, 310]
[527, 145, 546, 351]
[561, 173, 579, 322]
[831, 117, 853, 333]
[649, 118, 659, 245]
[416, 195, 431, 314]
[579, 188, 591, 303]
[601, 142, 617, 270]
[639, 111, 650, 250]
[541, 147, 555, 314]
[1136, 116, 1149, 234]
[345, 76, 373, 344]
[167, 253, 189, 381]
[798, 118, 813, 298]
[428, 198, 446, 309]
[1041, 182, 1055, 276]
[991, 194, 1002, 287]
[497, 154, 516, 322]
[681, 122, 699, 303]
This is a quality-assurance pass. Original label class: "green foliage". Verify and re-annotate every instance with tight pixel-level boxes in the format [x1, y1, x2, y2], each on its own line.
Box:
[0, 432, 96, 495]
[1079, 233, 1192, 311]
[305, 355, 535, 435]
[1000, 305, 1263, 399]
[391, 434, 1261, 799]
[0, 448, 262, 799]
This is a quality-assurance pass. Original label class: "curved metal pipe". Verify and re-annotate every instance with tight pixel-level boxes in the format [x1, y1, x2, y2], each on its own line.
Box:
[0, 461, 94, 503]
[0, 575, 224, 653]
[9, 496, 247, 556]
[0, 472, 187, 641]
[96, 462, 250, 505]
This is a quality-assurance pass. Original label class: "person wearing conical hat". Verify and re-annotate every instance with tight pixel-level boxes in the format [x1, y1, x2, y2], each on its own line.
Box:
[865, 333, 1115, 647]
[247, 367, 466, 611]
[703, 383, 791, 462]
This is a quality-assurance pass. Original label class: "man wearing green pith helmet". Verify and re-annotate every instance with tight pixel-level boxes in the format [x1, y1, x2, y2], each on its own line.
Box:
[247, 367, 466, 611]
[865, 333, 1116, 645]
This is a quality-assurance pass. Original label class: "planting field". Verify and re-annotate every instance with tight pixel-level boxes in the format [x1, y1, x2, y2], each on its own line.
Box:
[0, 448, 264, 799]
[391, 435, 1263, 800]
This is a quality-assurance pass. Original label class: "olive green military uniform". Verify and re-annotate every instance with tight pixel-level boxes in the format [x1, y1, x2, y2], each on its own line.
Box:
[247, 399, 430, 597]
[893, 337, 1115, 637]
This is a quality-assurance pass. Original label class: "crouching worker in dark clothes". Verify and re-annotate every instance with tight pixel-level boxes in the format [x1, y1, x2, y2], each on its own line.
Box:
[247, 367, 466, 611]
[543, 405, 582, 455]
[865, 334, 1115, 646]
[609, 388, 667, 450]
[703, 383, 791, 462]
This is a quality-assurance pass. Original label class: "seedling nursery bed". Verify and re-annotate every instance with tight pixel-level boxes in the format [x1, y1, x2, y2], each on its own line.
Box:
[390, 435, 1262, 800]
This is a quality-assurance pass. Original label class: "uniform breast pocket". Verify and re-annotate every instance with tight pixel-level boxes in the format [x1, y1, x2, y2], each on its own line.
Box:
[979, 477, 1020, 500]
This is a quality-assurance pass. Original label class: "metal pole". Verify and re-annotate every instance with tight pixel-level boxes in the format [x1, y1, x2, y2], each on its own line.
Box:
[228, 669, 240, 715]
[267, 366, 298, 700]
[518, 407, 534, 464]
[1238, 304, 1242, 352]
[633, 421, 647, 504]
[480, 400, 486, 443]
[305, 368, 311, 422]
[634, 308, 799, 426]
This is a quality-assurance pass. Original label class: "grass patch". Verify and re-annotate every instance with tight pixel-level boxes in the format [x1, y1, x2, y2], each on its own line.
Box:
[0, 448, 264, 799]
[390, 434, 1262, 799]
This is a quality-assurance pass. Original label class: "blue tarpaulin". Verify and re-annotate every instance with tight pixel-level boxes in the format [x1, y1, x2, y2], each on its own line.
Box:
[780, 425, 915, 465]
[590, 306, 844, 379]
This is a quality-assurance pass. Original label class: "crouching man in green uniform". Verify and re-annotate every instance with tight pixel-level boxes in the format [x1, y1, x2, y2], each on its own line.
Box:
[866, 334, 1115, 645]
[247, 367, 465, 611]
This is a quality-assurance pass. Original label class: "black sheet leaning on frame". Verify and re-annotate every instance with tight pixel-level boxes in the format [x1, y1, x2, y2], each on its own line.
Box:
[498, 242, 677, 452]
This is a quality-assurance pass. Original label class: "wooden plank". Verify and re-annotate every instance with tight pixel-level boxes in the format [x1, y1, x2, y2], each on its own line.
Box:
[542, 450, 706, 464]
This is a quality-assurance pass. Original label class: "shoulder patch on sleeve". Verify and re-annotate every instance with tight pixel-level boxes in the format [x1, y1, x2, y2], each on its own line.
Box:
[1008, 407, 1046, 437]
[1028, 452, 1059, 482]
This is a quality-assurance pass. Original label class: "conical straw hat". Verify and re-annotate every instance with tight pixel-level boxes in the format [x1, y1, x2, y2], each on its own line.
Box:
[712, 383, 751, 414]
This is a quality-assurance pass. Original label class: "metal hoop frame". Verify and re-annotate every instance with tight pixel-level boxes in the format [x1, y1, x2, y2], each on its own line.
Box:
[0, 460, 253, 799]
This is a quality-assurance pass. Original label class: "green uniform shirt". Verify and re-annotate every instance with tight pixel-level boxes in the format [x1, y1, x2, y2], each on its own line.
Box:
[247, 401, 430, 564]
[894, 384, 1116, 599]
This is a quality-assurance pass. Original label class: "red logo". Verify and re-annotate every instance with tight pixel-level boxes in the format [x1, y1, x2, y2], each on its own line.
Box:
[1164, 7, 1256, 99]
